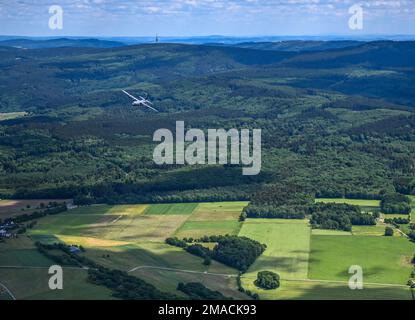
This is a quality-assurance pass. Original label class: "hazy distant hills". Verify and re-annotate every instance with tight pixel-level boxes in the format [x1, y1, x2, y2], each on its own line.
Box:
[211, 40, 364, 52]
[0, 38, 125, 49]
[1, 40, 415, 113]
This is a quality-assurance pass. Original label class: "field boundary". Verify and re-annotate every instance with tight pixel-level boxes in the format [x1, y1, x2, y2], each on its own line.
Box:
[128, 265, 238, 278]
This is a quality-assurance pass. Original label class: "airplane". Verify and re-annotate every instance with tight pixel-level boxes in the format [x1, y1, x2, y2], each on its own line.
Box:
[122, 90, 159, 112]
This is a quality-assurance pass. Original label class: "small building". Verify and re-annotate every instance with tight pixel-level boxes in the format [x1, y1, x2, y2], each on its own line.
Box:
[0, 229, 11, 238]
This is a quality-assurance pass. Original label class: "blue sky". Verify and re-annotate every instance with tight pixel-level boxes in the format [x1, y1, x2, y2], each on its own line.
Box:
[1, 0, 414, 37]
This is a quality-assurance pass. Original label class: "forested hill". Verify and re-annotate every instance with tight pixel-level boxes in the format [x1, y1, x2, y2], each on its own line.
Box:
[213, 40, 364, 52]
[0, 41, 414, 202]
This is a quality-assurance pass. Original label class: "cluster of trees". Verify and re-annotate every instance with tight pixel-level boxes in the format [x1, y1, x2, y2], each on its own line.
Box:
[213, 236, 267, 272]
[381, 193, 412, 215]
[177, 282, 232, 300]
[384, 217, 410, 225]
[241, 205, 306, 220]
[310, 203, 376, 231]
[166, 235, 266, 272]
[241, 184, 313, 220]
[12, 204, 67, 224]
[254, 271, 280, 290]
[88, 268, 177, 300]
[385, 226, 394, 237]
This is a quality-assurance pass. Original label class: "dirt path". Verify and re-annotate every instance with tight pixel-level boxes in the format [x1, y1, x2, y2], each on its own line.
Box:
[0, 282, 16, 300]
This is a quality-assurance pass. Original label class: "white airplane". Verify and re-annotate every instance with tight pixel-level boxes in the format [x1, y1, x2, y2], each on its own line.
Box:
[122, 90, 159, 112]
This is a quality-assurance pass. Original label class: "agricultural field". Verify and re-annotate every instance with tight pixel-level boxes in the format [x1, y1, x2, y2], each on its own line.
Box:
[239, 219, 311, 280]
[173, 202, 247, 238]
[1, 199, 414, 300]
[0, 199, 68, 219]
[0, 237, 114, 300]
[309, 236, 414, 285]
[0, 201, 249, 300]
[315, 198, 381, 207]
[0, 112, 27, 121]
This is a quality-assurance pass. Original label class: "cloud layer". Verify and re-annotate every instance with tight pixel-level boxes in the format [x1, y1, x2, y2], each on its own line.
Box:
[1, 0, 414, 36]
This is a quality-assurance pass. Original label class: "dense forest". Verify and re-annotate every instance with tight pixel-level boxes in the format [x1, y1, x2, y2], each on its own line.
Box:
[0, 41, 415, 203]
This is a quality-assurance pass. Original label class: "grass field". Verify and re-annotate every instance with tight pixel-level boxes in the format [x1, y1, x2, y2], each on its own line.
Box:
[174, 202, 247, 238]
[311, 229, 352, 236]
[239, 219, 311, 280]
[241, 278, 412, 300]
[315, 198, 381, 207]
[309, 235, 415, 285]
[24, 202, 247, 299]
[0, 237, 114, 300]
[0, 112, 27, 121]
[409, 195, 415, 222]
[143, 203, 198, 215]
[4, 200, 414, 300]
[351, 225, 396, 236]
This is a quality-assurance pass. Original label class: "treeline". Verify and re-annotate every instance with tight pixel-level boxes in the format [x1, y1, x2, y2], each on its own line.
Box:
[177, 282, 232, 300]
[12, 204, 67, 224]
[242, 205, 306, 219]
[35, 242, 178, 300]
[166, 235, 266, 272]
[385, 217, 410, 225]
[381, 193, 412, 215]
[310, 203, 376, 231]
[241, 184, 313, 220]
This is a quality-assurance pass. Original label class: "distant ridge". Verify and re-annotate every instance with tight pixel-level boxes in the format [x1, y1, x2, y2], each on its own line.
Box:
[0, 38, 125, 49]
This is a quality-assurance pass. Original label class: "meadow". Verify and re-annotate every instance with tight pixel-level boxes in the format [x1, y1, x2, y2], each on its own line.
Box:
[1, 199, 414, 300]
[315, 198, 381, 207]
[308, 235, 414, 285]
[21, 202, 248, 299]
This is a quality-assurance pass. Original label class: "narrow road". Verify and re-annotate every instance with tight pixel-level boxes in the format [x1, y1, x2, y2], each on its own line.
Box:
[128, 265, 238, 278]
[128, 265, 409, 288]
[0, 282, 16, 300]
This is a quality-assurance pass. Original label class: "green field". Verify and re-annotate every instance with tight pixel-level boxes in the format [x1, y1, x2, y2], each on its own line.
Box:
[351, 225, 395, 236]
[174, 202, 247, 238]
[309, 235, 415, 285]
[409, 195, 415, 222]
[0, 237, 114, 300]
[311, 229, 352, 236]
[315, 198, 381, 207]
[143, 203, 198, 215]
[3, 200, 414, 300]
[21, 202, 247, 299]
[0, 112, 27, 121]
[241, 279, 412, 300]
[239, 219, 311, 280]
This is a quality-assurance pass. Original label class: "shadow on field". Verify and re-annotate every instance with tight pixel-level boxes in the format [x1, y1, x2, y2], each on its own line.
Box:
[288, 283, 412, 300]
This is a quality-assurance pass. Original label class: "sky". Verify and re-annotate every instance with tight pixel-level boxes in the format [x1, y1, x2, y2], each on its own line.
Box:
[0, 0, 414, 37]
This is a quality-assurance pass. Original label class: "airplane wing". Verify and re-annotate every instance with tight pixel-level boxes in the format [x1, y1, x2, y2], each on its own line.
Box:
[139, 96, 153, 105]
[122, 90, 140, 102]
[142, 102, 159, 112]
